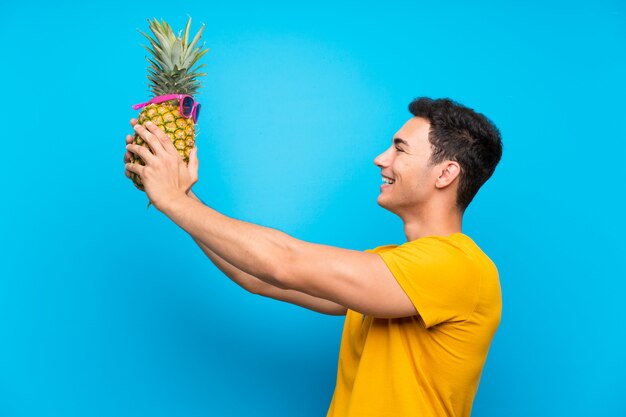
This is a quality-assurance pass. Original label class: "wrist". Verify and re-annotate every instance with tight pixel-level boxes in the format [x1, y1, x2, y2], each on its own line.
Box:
[156, 192, 191, 215]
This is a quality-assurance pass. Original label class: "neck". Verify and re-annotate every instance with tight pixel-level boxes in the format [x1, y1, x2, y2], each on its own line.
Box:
[400, 202, 463, 242]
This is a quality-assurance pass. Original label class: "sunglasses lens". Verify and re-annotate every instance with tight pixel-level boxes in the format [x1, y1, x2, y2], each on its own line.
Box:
[181, 97, 194, 117]
[195, 104, 202, 122]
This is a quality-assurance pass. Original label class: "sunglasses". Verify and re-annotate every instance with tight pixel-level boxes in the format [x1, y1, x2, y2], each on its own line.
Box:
[132, 94, 201, 123]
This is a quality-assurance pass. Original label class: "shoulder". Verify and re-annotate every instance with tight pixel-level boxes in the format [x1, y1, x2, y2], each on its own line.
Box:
[364, 233, 498, 278]
[378, 234, 477, 264]
[366, 234, 487, 326]
[409, 233, 497, 271]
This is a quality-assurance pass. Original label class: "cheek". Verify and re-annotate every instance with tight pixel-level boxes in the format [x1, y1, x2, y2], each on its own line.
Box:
[402, 167, 431, 193]
[395, 160, 421, 182]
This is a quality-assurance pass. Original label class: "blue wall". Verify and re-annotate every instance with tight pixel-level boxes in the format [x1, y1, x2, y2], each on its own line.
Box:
[1, 1, 624, 416]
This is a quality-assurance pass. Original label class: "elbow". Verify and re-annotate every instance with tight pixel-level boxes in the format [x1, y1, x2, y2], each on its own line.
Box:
[244, 280, 265, 296]
[267, 264, 291, 291]
[328, 307, 348, 316]
[269, 240, 298, 291]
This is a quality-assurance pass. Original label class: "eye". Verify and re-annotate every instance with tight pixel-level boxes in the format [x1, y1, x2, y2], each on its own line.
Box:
[395, 146, 404, 152]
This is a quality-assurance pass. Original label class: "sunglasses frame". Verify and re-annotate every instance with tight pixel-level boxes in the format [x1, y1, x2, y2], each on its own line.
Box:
[132, 94, 201, 123]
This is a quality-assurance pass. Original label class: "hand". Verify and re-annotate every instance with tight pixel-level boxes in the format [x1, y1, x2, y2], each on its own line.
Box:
[123, 119, 197, 195]
[125, 120, 199, 211]
[123, 118, 138, 180]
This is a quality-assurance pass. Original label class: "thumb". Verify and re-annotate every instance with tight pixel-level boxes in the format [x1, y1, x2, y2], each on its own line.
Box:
[188, 146, 199, 175]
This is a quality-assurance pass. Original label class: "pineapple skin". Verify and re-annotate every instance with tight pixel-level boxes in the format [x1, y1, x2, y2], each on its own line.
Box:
[130, 101, 196, 190]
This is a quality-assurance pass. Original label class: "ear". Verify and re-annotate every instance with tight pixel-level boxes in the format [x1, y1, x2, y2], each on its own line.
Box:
[435, 161, 461, 189]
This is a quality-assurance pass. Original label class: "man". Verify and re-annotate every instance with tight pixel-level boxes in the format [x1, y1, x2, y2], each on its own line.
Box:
[124, 97, 503, 417]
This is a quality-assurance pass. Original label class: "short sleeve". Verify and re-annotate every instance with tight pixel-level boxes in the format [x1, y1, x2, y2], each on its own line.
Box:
[373, 237, 481, 328]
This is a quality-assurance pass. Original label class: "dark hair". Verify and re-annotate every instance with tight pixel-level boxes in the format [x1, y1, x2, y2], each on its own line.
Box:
[408, 97, 503, 213]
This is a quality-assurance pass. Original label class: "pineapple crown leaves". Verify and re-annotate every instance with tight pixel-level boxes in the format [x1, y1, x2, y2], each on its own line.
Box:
[139, 17, 209, 96]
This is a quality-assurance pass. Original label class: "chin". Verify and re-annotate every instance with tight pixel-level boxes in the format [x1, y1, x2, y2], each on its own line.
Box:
[377, 197, 397, 214]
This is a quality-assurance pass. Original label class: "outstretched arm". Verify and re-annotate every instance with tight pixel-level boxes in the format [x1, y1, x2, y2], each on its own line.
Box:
[123, 126, 345, 316]
[126, 122, 417, 319]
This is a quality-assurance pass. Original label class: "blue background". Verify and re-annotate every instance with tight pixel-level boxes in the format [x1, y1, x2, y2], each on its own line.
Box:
[1, 0, 625, 416]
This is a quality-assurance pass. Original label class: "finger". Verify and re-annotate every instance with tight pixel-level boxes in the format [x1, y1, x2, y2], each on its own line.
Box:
[130, 118, 138, 127]
[125, 162, 145, 177]
[126, 134, 133, 145]
[125, 169, 131, 179]
[133, 123, 165, 155]
[144, 121, 179, 157]
[124, 151, 132, 164]
[126, 143, 157, 164]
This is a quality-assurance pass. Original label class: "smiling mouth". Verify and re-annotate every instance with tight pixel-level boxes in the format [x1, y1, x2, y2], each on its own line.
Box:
[382, 176, 395, 185]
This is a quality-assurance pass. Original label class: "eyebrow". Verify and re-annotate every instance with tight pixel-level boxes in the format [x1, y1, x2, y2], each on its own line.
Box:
[393, 137, 410, 148]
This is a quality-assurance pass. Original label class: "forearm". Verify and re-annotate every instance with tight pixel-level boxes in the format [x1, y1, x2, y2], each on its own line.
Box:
[191, 238, 260, 292]
[186, 192, 265, 292]
[168, 191, 292, 289]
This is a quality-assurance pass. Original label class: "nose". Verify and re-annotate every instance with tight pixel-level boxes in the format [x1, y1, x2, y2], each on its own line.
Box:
[374, 147, 392, 168]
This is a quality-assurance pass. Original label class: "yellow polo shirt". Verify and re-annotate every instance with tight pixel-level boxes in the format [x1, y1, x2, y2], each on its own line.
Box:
[326, 233, 502, 417]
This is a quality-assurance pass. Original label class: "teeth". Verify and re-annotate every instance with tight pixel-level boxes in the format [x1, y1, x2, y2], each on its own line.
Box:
[382, 177, 395, 184]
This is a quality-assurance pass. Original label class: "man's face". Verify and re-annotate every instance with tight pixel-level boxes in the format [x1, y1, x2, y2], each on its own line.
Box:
[374, 117, 438, 215]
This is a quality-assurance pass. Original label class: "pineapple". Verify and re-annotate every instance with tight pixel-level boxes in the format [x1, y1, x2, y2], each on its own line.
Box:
[130, 17, 209, 190]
